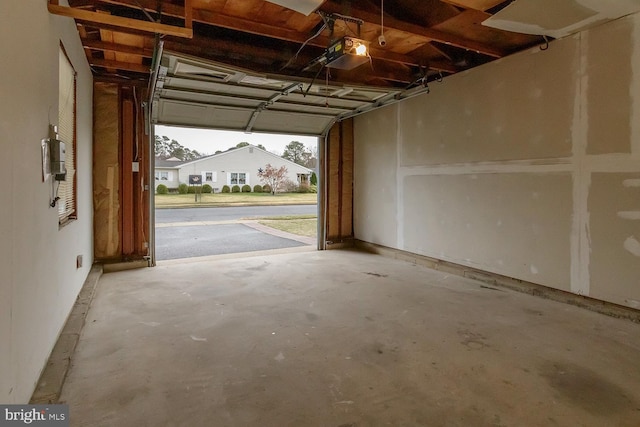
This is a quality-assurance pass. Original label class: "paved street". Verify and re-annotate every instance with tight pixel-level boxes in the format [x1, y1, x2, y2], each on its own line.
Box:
[155, 205, 317, 260]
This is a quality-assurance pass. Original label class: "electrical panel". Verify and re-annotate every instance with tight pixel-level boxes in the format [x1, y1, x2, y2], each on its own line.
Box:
[48, 138, 66, 179]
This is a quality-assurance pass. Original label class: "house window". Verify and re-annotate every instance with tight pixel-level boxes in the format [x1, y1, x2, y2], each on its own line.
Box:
[230, 172, 247, 185]
[58, 45, 77, 224]
[155, 171, 170, 181]
[203, 171, 216, 182]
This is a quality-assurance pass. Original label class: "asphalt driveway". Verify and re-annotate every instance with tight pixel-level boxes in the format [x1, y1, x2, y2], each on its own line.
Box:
[155, 205, 317, 260]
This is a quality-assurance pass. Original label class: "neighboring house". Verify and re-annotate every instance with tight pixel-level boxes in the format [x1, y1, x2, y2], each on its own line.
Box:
[154, 144, 312, 191]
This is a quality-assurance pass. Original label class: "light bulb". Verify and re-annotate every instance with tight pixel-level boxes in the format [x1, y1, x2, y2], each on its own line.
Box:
[355, 43, 367, 56]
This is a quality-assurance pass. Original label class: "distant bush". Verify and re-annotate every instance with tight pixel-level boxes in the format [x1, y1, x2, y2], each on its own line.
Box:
[202, 184, 212, 193]
[178, 183, 188, 194]
[297, 183, 316, 193]
[231, 185, 241, 193]
[282, 179, 298, 193]
[263, 184, 272, 194]
[253, 184, 263, 193]
[241, 184, 252, 193]
[168, 187, 179, 194]
[156, 184, 168, 194]
[221, 185, 231, 193]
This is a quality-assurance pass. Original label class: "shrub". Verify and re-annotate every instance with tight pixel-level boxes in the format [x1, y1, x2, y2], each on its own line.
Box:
[202, 184, 212, 193]
[282, 179, 298, 193]
[309, 184, 318, 193]
[231, 185, 241, 193]
[187, 185, 203, 194]
[156, 184, 168, 194]
[221, 185, 231, 193]
[297, 183, 312, 193]
[178, 183, 188, 194]
[253, 184, 263, 193]
[241, 184, 252, 193]
[262, 184, 272, 194]
[310, 172, 317, 186]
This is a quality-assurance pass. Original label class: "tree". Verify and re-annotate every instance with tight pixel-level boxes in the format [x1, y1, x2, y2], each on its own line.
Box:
[256, 144, 266, 150]
[154, 135, 203, 160]
[257, 164, 288, 195]
[282, 141, 312, 166]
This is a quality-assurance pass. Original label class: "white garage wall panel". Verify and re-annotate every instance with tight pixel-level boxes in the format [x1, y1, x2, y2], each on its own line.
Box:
[0, 1, 93, 403]
[354, 13, 640, 309]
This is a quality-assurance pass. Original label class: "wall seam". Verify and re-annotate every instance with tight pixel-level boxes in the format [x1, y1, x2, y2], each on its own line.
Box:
[570, 32, 591, 296]
[396, 104, 403, 249]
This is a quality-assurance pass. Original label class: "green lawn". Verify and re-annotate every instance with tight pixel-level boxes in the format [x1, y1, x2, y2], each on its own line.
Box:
[258, 218, 317, 238]
[155, 192, 317, 208]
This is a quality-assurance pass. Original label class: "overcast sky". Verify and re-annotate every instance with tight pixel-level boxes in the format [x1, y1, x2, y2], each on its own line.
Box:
[155, 125, 319, 156]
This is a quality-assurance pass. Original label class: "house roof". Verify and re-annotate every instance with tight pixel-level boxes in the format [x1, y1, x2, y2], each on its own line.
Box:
[155, 158, 191, 168]
[155, 145, 313, 172]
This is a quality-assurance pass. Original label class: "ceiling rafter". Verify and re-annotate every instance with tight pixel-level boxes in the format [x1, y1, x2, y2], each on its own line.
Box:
[83, 39, 154, 57]
[89, 57, 150, 73]
[80, 0, 461, 72]
[48, 1, 193, 38]
[320, 1, 505, 57]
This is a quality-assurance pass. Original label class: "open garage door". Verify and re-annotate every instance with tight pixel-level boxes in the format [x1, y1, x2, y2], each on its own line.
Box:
[148, 50, 403, 263]
[150, 51, 402, 136]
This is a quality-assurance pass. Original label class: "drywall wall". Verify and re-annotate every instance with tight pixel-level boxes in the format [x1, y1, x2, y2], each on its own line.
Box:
[354, 13, 640, 308]
[0, 1, 93, 403]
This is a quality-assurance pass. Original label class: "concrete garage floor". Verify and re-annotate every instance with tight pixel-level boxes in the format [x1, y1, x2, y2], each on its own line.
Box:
[59, 249, 640, 426]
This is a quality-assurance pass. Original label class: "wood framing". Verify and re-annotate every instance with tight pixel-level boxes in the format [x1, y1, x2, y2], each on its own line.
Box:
[48, 3, 193, 38]
[323, 119, 354, 247]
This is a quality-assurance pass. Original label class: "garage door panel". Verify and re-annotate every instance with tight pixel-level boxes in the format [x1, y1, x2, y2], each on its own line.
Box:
[252, 110, 333, 134]
[158, 99, 253, 129]
[153, 53, 401, 135]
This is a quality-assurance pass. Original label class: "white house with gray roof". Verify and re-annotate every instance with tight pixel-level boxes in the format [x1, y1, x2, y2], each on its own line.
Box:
[154, 144, 312, 192]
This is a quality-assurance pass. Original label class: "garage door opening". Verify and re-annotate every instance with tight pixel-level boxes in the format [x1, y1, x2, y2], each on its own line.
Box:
[153, 125, 319, 261]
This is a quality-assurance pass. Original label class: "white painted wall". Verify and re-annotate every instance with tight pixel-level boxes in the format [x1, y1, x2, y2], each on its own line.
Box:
[354, 14, 640, 309]
[0, 1, 93, 403]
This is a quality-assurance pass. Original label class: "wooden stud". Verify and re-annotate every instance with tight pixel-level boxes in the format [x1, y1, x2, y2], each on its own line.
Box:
[122, 97, 135, 255]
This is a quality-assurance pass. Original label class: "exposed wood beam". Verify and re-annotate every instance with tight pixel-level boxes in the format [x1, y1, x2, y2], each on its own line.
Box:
[90, 58, 150, 73]
[320, 1, 505, 57]
[184, 0, 193, 29]
[96, 0, 184, 19]
[90, 0, 457, 72]
[83, 39, 154, 57]
[48, 3, 193, 38]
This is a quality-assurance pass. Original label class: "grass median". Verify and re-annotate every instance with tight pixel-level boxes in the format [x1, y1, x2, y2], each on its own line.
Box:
[256, 215, 317, 238]
[155, 193, 317, 208]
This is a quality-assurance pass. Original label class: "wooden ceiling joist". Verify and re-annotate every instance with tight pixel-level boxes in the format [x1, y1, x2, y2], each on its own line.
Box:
[320, 2, 505, 58]
[89, 58, 150, 74]
[83, 39, 154, 57]
[84, 0, 498, 59]
[48, 2, 193, 38]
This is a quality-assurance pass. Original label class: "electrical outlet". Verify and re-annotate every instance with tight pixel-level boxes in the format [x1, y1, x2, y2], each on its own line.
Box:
[76, 255, 83, 269]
